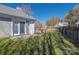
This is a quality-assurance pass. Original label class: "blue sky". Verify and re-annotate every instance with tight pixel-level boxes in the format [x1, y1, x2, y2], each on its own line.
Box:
[1, 3, 79, 23]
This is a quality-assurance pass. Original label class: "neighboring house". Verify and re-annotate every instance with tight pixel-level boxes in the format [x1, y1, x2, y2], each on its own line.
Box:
[0, 4, 36, 37]
[41, 24, 46, 32]
[75, 21, 79, 27]
[75, 21, 79, 25]
[54, 22, 68, 27]
[34, 20, 42, 33]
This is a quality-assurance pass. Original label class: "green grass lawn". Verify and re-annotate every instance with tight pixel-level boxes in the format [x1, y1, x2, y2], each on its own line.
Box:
[0, 32, 79, 55]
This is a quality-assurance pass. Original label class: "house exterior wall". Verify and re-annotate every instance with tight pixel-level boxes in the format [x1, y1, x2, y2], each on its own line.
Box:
[29, 20, 35, 35]
[0, 17, 35, 37]
[0, 5, 35, 37]
[0, 17, 11, 37]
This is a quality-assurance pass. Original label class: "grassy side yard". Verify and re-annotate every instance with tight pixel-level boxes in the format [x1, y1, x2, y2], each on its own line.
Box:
[0, 32, 78, 55]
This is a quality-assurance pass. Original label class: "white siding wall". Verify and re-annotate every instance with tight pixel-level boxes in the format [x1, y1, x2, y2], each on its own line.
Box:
[0, 17, 35, 37]
[29, 21, 35, 35]
[0, 17, 11, 37]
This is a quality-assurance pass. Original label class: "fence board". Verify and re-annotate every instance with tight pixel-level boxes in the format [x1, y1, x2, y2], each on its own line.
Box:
[59, 26, 79, 42]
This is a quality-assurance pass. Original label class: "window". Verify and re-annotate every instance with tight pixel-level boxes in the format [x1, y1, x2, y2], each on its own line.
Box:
[13, 21, 19, 35]
[13, 21, 25, 35]
[20, 22, 25, 34]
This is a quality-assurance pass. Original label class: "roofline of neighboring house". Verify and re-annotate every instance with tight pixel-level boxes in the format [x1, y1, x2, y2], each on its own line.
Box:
[0, 4, 36, 20]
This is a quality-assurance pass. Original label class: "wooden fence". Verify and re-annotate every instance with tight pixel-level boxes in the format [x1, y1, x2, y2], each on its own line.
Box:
[59, 26, 79, 42]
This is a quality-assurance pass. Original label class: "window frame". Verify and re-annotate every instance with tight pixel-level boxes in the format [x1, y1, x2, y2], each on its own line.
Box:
[20, 22, 25, 35]
[13, 21, 20, 36]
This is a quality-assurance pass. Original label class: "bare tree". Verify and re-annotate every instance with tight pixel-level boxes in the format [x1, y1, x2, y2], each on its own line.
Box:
[46, 16, 61, 26]
[21, 4, 33, 16]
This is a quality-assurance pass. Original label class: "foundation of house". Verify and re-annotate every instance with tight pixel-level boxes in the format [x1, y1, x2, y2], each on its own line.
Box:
[10, 34, 38, 40]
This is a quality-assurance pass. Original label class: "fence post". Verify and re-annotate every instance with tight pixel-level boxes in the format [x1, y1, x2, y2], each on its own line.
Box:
[77, 27, 78, 41]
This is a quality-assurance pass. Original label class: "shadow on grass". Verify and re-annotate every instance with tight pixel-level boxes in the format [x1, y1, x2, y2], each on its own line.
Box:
[61, 33, 79, 48]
